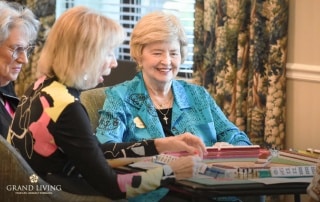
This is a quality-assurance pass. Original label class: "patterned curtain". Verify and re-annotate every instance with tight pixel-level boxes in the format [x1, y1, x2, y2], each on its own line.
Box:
[8, 0, 56, 96]
[193, 0, 289, 150]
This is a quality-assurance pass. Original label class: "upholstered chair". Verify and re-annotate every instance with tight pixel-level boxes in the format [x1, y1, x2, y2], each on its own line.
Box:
[0, 135, 112, 202]
[80, 87, 106, 132]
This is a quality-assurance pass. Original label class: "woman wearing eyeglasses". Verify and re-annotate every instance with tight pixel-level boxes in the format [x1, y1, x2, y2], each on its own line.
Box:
[0, 1, 39, 138]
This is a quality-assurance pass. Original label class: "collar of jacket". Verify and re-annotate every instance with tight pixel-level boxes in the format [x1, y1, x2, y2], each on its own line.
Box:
[0, 91, 19, 106]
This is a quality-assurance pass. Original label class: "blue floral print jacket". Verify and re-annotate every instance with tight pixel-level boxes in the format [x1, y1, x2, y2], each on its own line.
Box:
[96, 72, 251, 147]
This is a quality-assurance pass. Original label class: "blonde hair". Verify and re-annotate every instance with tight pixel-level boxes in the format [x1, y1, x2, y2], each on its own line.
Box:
[130, 11, 188, 70]
[37, 6, 125, 89]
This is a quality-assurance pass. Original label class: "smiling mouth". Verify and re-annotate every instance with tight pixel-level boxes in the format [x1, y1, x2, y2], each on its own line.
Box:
[156, 68, 172, 72]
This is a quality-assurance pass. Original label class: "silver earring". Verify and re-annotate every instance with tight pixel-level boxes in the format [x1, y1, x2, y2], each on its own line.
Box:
[83, 74, 88, 81]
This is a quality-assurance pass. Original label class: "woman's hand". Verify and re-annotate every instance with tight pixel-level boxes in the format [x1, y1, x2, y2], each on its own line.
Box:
[154, 133, 207, 158]
[168, 156, 203, 180]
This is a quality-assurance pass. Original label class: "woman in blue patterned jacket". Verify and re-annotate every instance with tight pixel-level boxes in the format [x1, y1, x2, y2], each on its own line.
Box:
[95, 11, 254, 202]
[96, 11, 252, 147]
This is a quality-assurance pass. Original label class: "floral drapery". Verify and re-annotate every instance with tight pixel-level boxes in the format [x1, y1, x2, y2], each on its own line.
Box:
[193, 0, 289, 149]
[8, 0, 56, 96]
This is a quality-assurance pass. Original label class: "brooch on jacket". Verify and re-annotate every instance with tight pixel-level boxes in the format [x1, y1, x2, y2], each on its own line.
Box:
[134, 117, 145, 128]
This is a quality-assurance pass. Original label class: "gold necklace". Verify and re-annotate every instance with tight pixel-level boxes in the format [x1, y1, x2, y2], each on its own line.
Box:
[156, 107, 170, 124]
[147, 86, 173, 124]
[147, 86, 173, 108]
[150, 91, 173, 109]
[155, 99, 171, 109]
[155, 98, 173, 125]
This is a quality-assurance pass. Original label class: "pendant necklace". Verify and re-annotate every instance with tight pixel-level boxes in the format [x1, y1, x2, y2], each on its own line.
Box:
[155, 97, 173, 125]
[157, 107, 170, 124]
[147, 86, 173, 125]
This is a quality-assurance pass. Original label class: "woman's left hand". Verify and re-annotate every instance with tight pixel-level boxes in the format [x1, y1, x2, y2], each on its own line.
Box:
[154, 133, 207, 158]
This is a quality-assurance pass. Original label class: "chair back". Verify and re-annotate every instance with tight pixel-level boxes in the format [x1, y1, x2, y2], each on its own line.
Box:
[0, 135, 111, 202]
[80, 87, 106, 132]
[97, 60, 137, 87]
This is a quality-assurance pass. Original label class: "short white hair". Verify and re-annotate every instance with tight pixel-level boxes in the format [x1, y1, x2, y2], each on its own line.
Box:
[0, 1, 39, 45]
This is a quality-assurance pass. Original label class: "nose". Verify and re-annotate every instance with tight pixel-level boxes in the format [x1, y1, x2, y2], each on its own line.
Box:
[15, 51, 29, 64]
[161, 52, 171, 65]
[109, 53, 118, 69]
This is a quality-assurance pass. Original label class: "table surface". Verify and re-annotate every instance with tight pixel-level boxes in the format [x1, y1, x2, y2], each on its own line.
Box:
[173, 160, 311, 198]
[115, 157, 312, 201]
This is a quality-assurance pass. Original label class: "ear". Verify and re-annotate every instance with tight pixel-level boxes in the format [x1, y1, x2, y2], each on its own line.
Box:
[136, 58, 142, 67]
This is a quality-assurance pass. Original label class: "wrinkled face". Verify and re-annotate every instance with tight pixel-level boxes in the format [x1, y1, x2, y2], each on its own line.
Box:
[138, 40, 181, 85]
[0, 27, 30, 86]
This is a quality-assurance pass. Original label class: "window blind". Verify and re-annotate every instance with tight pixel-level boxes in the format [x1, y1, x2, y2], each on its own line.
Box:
[56, 0, 195, 75]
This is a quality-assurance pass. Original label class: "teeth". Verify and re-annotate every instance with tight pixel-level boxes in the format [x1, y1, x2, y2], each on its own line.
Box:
[158, 69, 170, 71]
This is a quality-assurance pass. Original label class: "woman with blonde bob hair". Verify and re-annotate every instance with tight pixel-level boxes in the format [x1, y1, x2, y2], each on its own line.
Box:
[37, 6, 124, 90]
[130, 11, 188, 71]
[8, 6, 207, 200]
[96, 11, 252, 201]
[97, 10, 251, 149]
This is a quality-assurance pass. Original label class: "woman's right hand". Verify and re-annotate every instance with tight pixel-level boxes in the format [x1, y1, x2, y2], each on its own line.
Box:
[154, 133, 207, 158]
[168, 155, 202, 180]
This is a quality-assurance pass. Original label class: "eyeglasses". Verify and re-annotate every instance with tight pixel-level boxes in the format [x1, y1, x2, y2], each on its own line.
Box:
[9, 45, 35, 60]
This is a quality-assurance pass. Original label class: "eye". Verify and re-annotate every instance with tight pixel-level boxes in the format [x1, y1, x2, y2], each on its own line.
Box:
[170, 52, 180, 57]
[152, 52, 162, 56]
[13, 45, 34, 58]
[15, 47, 25, 52]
